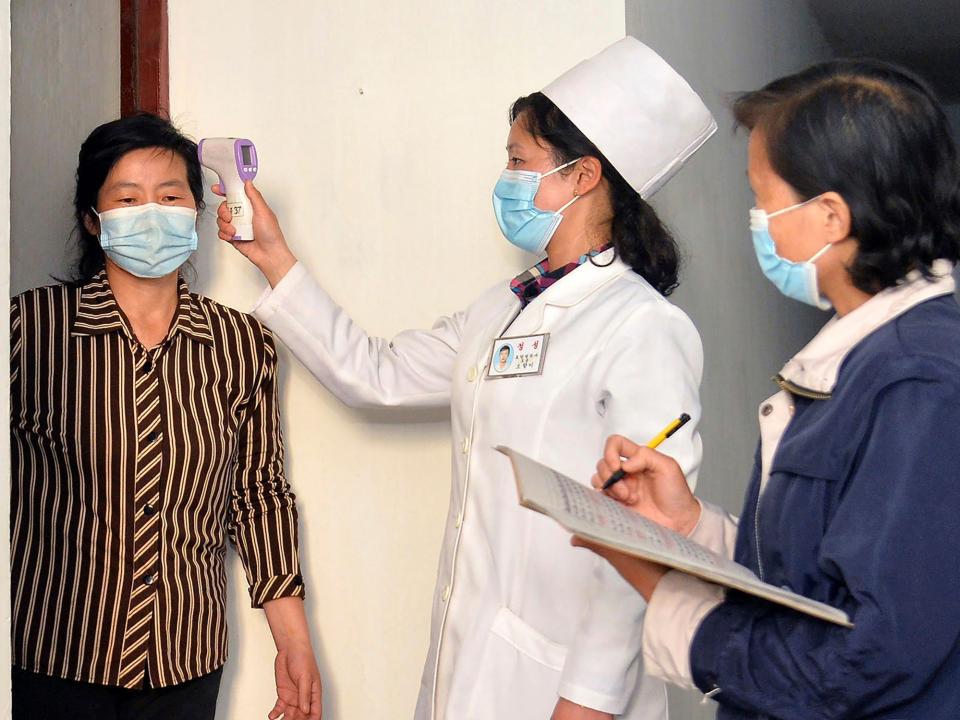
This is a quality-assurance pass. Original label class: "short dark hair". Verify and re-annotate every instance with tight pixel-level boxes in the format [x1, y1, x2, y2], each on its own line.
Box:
[509, 92, 681, 296]
[734, 59, 960, 294]
[69, 112, 204, 284]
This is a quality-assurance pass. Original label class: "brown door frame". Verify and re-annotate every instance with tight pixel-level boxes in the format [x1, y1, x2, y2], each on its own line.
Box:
[120, 0, 169, 116]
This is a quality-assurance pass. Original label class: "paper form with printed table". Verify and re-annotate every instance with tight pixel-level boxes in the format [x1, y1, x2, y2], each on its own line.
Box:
[497, 446, 853, 629]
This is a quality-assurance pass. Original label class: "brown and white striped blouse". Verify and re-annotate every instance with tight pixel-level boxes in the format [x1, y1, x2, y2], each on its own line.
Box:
[10, 270, 304, 689]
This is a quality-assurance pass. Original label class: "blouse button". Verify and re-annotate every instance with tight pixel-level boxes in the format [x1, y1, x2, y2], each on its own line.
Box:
[467, 367, 477, 382]
[760, 403, 774, 417]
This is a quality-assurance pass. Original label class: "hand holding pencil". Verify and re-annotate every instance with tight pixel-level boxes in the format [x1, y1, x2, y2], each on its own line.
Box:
[590, 420, 701, 537]
[602, 413, 691, 490]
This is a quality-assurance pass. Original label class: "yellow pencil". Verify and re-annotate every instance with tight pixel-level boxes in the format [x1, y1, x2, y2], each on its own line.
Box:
[602, 413, 691, 490]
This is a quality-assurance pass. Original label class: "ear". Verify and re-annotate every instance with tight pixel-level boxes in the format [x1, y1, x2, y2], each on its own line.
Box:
[573, 156, 603, 196]
[82, 209, 100, 238]
[817, 191, 852, 244]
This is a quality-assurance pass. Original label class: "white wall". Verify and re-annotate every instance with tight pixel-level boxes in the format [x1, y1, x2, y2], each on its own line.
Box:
[168, 2, 624, 718]
[10, 0, 119, 294]
[625, 1, 831, 717]
[1, 1, 11, 715]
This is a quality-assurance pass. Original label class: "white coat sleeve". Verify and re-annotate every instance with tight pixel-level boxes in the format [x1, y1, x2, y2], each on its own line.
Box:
[558, 304, 705, 713]
[252, 262, 463, 409]
[638, 501, 739, 689]
[689, 500, 739, 559]
[641, 571, 725, 690]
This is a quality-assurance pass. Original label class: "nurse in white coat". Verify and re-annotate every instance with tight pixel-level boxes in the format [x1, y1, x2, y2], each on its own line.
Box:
[215, 38, 715, 720]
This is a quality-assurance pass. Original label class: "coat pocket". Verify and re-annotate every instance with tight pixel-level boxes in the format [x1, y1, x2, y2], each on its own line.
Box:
[466, 606, 568, 719]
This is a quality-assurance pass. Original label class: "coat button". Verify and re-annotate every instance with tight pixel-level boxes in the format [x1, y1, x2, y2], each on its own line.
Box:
[143, 574, 157, 586]
[760, 403, 773, 417]
[143, 359, 153, 373]
[461, 437, 470, 454]
[143, 504, 157, 517]
[147, 431, 159, 444]
[467, 367, 478, 382]
[442, 585, 451, 602]
[455, 512, 463, 529]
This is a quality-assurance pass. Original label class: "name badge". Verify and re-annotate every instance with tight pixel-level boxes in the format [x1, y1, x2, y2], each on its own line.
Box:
[486, 333, 550, 379]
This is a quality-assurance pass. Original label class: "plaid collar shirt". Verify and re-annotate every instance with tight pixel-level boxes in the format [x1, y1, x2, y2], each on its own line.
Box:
[509, 245, 613, 308]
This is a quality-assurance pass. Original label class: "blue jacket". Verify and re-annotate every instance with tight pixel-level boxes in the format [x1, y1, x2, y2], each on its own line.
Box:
[691, 295, 960, 719]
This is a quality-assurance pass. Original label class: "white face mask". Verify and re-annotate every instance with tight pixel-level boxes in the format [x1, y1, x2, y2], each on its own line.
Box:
[96, 203, 199, 278]
[492, 158, 582, 254]
[749, 195, 832, 310]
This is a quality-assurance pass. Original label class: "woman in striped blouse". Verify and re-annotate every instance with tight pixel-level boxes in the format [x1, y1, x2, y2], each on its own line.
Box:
[10, 114, 321, 720]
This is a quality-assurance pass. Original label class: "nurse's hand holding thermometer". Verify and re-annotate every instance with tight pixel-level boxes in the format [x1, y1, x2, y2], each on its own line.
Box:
[198, 137, 294, 287]
[212, 181, 298, 288]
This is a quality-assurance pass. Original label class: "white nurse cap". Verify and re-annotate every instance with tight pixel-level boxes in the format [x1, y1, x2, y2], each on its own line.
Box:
[542, 36, 717, 198]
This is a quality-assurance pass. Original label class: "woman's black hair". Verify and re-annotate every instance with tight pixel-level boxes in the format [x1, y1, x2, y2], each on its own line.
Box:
[733, 59, 960, 294]
[69, 112, 205, 284]
[509, 92, 681, 296]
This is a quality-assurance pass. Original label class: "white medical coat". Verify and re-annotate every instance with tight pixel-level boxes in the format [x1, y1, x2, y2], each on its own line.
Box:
[253, 249, 703, 719]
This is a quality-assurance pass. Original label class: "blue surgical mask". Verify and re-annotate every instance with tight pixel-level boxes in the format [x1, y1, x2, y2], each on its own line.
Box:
[749, 196, 832, 310]
[96, 203, 199, 278]
[492, 158, 581, 254]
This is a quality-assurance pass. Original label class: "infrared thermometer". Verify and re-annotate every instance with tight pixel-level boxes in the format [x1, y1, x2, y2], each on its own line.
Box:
[198, 137, 258, 241]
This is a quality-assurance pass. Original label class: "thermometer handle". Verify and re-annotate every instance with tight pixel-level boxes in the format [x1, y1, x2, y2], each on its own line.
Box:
[224, 188, 254, 241]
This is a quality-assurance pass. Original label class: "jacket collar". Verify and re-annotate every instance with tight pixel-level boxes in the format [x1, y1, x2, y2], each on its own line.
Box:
[778, 259, 956, 398]
[71, 269, 215, 347]
[510, 244, 613, 308]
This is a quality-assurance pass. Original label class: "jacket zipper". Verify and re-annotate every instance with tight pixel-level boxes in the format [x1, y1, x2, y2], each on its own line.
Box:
[773, 374, 832, 400]
[754, 489, 766, 581]
[754, 377, 829, 580]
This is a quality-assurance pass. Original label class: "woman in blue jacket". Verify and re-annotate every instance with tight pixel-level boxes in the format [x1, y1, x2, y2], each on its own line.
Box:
[579, 59, 960, 719]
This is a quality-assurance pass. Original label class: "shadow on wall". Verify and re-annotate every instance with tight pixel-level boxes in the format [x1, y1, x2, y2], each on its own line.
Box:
[218, 525, 340, 720]
[217, 350, 340, 719]
[214, 339, 448, 720]
[208, 324, 345, 719]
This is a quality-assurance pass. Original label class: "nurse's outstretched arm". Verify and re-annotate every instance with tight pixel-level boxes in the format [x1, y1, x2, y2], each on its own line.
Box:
[214, 181, 465, 409]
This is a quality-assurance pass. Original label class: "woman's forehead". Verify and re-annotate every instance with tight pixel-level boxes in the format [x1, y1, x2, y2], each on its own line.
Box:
[104, 148, 188, 185]
[507, 119, 552, 155]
